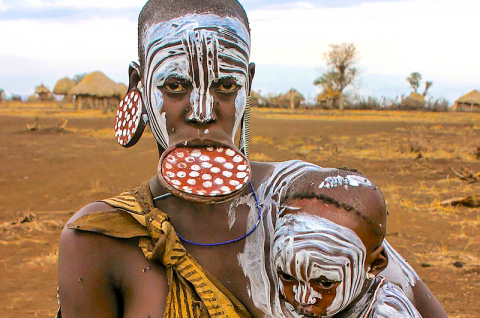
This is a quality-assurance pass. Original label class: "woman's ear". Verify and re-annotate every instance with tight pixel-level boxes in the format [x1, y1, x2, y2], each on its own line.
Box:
[128, 62, 142, 92]
[247, 62, 256, 94]
[368, 245, 389, 277]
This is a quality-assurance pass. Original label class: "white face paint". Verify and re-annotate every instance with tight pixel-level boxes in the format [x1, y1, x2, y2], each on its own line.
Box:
[273, 213, 367, 316]
[142, 14, 251, 149]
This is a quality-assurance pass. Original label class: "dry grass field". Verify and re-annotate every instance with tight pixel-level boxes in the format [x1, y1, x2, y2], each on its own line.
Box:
[0, 103, 479, 317]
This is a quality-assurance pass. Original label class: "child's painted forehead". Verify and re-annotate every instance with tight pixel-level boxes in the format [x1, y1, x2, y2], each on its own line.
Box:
[280, 200, 369, 242]
[142, 13, 251, 53]
[277, 212, 363, 245]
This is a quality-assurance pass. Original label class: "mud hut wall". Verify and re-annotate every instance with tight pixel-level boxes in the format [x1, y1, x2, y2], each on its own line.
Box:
[74, 95, 120, 111]
[456, 102, 480, 112]
[38, 92, 48, 101]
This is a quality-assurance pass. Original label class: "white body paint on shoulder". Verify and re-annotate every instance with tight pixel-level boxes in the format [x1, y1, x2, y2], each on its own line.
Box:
[378, 240, 419, 300]
[370, 282, 422, 318]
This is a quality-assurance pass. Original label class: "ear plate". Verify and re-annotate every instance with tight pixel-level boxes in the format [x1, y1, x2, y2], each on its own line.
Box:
[115, 90, 146, 147]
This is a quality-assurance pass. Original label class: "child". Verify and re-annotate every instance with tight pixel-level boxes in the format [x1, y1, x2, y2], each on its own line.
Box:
[272, 169, 422, 317]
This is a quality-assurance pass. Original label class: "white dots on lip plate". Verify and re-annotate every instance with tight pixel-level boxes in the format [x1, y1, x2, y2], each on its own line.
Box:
[221, 186, 231, 193]
[236, 172, 247, 178]
[177, 171, 186, 178]
[233, 155, 243, 163]
[222, 171, 233, 178]
[203, 181, 213, 188]
[191, 149, 201, 157]
[201, 162, 212, 169]
[202, 174, 212, 180]
[189, 171, 200, 177]
[215, 157, 226, 163]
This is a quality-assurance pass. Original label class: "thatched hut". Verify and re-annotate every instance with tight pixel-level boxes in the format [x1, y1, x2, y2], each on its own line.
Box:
[250, 90, 267, 107]
[27, 94, 39, 102]
[116, 83, 128, 100]
[35, 84, 51, 101]
[403, 92, 426, 110]
[279, 88, 305, 109]
[53, 77, 75, 101]
[452, 90, 480, 112]
[69, 71, 125, 111]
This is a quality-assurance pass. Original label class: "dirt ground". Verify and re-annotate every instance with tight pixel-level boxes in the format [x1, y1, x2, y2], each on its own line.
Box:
[0, 104, 479, 317]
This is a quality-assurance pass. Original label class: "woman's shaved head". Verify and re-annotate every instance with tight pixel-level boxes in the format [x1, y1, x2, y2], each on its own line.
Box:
[138, 0, 249, 65]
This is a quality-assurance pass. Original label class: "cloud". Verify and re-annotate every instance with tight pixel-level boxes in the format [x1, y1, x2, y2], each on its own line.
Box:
[249, 0, 480, 84]
[1, 0, 479, 101]
[4, 0, 145, 9]
[0, 0, 8, 11]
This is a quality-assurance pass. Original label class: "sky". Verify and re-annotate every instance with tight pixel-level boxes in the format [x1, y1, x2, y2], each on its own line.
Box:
[0, 0, 479, 103]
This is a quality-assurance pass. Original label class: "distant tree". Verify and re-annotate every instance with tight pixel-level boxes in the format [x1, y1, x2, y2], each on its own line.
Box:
[407, 72, 433, 97]
[407, 72, 422, 93]
[314, 43, 359, 111]
[424, 81, 433, 97]
[73, 73, 87, 84]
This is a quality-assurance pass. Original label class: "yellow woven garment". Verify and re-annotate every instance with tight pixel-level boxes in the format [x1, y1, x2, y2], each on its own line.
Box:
[68, 182, 252, 318]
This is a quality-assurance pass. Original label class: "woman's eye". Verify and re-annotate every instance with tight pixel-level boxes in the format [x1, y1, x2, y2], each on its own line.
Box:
[316, 279, 338, 290]
[163, 83, 186, 93]
[218, 83, 238, 92]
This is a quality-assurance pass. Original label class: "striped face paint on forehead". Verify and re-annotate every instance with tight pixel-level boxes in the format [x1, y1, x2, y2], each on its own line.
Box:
[142, 14, 251, 149]
[273, 212, 367, 316]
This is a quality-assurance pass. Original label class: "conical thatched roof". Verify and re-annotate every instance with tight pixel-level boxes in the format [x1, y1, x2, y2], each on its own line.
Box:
[281, 88, 305, 101]
[116, 83, 128, 99]
[456, 90, 480, 105]
[27, 94, 39, 102]
[250, 90, 263, 99]
[69, 71, 124, 98]
[53, 77, 75, 95]
[35, 84, 50, 94]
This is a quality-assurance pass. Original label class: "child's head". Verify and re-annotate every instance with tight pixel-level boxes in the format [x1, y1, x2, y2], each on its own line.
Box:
[273, 169, 388, 317]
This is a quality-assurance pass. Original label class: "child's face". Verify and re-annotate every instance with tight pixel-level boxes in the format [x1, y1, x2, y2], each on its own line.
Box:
[273, 200, 378, 317]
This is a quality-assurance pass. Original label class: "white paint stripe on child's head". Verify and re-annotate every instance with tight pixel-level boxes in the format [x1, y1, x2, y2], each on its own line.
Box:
[273, 212, 367, 316]
[318, 174, 373, 190]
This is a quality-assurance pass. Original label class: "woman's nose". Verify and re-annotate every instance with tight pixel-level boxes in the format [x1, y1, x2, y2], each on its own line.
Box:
[188, 88, 216, 124]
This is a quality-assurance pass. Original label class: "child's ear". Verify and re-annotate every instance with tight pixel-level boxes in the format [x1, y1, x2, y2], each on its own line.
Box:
[368, 245, 388, 276]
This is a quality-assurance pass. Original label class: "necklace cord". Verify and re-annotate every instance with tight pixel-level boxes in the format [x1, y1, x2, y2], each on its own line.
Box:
[155, 181, 262, 247]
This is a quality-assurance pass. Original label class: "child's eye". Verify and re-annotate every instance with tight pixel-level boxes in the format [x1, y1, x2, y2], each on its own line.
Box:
[163, 83, 187, 93]
[315, 279, 339, 290]
[218, 83, 238, 92]
[278, 272, 296, 282]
